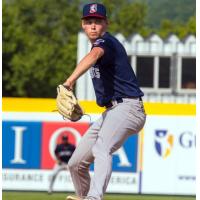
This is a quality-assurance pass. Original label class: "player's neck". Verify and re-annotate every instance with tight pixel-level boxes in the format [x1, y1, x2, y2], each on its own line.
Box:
[90, 32, 106, 44]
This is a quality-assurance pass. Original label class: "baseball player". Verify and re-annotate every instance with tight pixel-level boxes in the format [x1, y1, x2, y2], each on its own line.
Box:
[64, 3, 146, 200]
[48, 135, 76, 194]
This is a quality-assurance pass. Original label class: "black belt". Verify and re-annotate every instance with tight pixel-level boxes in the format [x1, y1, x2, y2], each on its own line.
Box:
[105, 98, 123, 108]
[105, 97, 142, 109]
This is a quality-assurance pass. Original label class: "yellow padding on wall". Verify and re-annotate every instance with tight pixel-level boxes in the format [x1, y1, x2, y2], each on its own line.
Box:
[2, 97, 196, 115]
[144, 102, 196, 115]
[2, 98, 57, 112]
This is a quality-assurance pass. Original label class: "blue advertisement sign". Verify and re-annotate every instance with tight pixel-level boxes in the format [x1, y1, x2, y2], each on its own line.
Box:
[2, 120, 138, 172]
[90, 134, 138, 172]
[112, 134, 138, 172]
[2, 121, 42, 169]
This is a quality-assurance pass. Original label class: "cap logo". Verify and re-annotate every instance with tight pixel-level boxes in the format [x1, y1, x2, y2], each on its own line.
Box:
[89, 4, 97, 13]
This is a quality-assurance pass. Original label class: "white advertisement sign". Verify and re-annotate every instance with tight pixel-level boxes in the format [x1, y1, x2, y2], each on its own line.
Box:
[142, 116, 196, 195]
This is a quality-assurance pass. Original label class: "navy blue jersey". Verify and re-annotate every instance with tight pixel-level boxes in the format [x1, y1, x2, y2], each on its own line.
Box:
[55, 143, 75, 163]
[90, 32, 144, 107]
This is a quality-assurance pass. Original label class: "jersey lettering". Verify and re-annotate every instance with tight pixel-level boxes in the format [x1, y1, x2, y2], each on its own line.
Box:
[90, 66, 100, 79]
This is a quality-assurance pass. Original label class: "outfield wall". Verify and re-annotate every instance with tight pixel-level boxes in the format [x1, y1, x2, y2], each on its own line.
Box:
[2, 98, 196, 195]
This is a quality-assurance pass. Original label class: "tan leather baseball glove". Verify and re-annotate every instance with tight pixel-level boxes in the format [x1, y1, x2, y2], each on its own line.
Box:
[56, 85, 83, 122]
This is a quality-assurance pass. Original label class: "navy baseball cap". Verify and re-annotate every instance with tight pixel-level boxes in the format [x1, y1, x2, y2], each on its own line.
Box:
[82, 3, 107, 19]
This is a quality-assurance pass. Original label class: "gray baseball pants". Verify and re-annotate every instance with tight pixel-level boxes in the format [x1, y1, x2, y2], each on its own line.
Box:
[49, 163, 68, 193]
[68, 98, 146, 200]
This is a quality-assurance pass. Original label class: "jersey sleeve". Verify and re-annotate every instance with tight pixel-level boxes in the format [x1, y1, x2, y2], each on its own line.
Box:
[92, 38, 114, 63]
[93, 38, 106, 48]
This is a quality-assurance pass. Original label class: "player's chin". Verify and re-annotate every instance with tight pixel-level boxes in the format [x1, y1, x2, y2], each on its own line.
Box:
[89, 34, 99, 40]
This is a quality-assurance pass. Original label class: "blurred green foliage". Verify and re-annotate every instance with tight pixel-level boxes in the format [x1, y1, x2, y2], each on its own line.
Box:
[3, 0, 80, 97]
[145, 0, 195, 29]
[3, 0, 195, 97]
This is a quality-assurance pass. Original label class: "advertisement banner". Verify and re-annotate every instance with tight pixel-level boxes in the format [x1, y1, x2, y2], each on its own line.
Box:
[141, 116, 196, 195]
[2, 99, 196, 195]
[3, 106, 195, 195]
[2, 118, 140, 193]
[2, 121, 42, 169]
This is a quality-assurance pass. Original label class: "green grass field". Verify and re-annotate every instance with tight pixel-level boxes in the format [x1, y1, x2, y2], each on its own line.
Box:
[2, 192, 195, 200]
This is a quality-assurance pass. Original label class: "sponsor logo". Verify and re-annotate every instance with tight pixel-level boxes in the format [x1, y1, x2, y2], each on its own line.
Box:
[154, 129, 196, 158]
[90, 4, 97, 13]
[155, 130, 174, 158]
